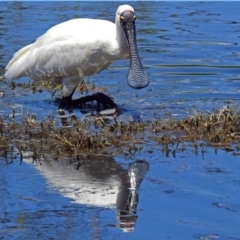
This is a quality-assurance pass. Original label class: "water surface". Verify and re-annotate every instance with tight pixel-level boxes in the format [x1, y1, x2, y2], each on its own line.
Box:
[1, 1, 240, 239]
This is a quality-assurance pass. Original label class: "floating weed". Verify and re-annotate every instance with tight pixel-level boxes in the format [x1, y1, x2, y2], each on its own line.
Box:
[1, 105, 240, 161]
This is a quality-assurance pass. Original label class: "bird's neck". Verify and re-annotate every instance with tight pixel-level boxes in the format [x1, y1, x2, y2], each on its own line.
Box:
[116, 18, 129, 58]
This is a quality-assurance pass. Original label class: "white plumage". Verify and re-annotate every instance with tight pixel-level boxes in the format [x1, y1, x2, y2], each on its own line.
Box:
[5, 4, 149, 109]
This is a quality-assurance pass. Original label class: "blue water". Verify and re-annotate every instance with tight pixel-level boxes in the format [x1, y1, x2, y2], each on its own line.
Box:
[1, 148, 240, 239]
[1, 1, 240, 119]
[1, 1, 240, 239]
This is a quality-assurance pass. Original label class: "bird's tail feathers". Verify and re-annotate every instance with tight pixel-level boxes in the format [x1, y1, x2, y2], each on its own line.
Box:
[5, 44, 32, 80]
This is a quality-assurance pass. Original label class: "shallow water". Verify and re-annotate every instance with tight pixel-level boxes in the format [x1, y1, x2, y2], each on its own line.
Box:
[1, 1, 240, 239]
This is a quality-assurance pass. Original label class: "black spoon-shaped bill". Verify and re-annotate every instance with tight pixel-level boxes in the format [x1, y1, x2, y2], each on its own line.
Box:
[121, 12, 150, 89]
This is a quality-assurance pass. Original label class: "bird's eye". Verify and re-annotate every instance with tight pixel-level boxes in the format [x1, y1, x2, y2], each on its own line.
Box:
[133, 15, 136, 19]
[120, 16, 124, 21]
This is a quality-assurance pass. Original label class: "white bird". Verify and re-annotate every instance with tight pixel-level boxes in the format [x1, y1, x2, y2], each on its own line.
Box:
[5, 4, 150, 110]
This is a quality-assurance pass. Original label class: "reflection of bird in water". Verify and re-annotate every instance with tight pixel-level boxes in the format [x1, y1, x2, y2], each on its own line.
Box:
[5, 5, 150, 110]
[23, 155, 149, 232]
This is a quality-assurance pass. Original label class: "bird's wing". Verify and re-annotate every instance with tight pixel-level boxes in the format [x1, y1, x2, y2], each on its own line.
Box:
[5, 19, 117, 80]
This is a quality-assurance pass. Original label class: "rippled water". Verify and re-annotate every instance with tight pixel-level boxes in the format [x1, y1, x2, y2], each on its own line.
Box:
[1, 1, 240, 239]
[1, 1, 240, 119]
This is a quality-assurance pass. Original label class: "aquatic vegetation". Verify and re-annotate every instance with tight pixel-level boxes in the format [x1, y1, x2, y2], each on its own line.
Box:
[0, 72, 240, 161]
[1, 104, 240, 163]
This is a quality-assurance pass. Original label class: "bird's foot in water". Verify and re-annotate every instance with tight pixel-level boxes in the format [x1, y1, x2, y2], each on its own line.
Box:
[58, 92, 118, 112]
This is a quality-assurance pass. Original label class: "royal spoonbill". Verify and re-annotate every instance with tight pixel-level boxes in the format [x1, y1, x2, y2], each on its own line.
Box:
[5, 4, 150, 110]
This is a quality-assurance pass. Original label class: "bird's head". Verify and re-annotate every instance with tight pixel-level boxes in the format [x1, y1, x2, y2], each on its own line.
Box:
[116, 5, 150, 89]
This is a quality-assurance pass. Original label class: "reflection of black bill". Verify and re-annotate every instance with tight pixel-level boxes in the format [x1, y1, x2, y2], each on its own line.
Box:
[128, 160, 150, 190]
[118, 160, 149, 232]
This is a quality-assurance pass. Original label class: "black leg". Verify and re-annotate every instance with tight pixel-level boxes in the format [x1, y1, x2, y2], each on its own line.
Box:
[58, 95, 71, 110]
[58, 87, 76, 110]
[58, 92, 117, 110]
[71, 92, 117, 108]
